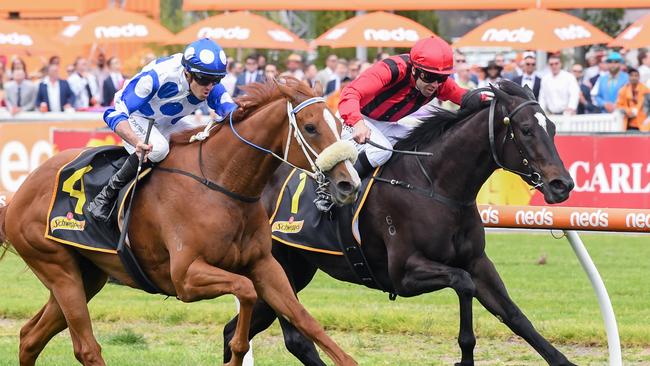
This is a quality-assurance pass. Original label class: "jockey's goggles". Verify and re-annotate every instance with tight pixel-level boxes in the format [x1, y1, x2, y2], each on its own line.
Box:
[416, 68, 449, 84]
[192, 72, 223, 86]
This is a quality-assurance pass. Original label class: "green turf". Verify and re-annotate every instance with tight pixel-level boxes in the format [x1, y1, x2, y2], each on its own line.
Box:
[0, 233, 648, 365]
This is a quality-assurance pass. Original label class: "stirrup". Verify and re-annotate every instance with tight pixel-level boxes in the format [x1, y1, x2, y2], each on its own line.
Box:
[313, 174, 334, 212]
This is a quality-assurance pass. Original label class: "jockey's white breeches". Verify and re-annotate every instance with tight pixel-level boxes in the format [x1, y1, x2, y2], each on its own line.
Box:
[341, 115, 419, 167]
[123, 115, 203, 163]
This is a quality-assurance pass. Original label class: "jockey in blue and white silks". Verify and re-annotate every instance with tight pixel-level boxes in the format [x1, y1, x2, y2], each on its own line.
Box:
[86, 38, 238, 222]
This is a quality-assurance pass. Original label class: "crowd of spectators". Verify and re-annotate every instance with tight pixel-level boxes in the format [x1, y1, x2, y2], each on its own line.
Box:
[0, 46, 648, 131]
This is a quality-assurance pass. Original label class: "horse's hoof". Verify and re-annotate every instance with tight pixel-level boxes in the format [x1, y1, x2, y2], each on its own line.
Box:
[454, 362, 474, 366]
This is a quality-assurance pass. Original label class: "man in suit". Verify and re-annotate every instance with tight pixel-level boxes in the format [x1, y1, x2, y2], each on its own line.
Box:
[36, 63, 75, 112]
[101, 57, 124, 106]
[512, 53, 541, 100]
[4, 69, 37, 114]
[233, 54, 263, 97]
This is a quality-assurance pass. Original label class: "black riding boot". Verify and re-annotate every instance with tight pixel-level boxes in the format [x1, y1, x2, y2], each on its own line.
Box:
[353, 151, 374, 180]
[85, 153, 140, 222]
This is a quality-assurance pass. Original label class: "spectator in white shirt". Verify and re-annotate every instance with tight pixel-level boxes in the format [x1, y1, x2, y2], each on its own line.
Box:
[538, 55, 580, 115]
[316, 54, 337, 88]
[638, 49, 650, 86]
[67, 57, 99, 109]
[35, 63, 74, 112]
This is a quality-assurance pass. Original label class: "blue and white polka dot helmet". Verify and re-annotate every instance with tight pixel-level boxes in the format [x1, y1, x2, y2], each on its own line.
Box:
[182, 38, 228, 76]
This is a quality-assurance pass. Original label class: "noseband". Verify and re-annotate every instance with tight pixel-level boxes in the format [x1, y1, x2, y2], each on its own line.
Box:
[488, 98, 544, 188]
[230, 96, 356, 180]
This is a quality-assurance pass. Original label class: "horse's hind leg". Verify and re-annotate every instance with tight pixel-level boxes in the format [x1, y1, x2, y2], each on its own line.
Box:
[13, 234, 107, 366]
[469, 255, 576, 366]
[19, 258, 108, 365]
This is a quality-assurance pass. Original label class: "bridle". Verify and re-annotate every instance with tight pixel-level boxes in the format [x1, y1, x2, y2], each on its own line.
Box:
[488, 97, 544, 189]
[229, 96, 355, 180]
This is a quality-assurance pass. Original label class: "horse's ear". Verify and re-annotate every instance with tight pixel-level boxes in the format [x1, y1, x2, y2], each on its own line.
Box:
[312, 80, 324, 96]
[490, 84, 511, 105]
[274, 77, 299, 103]
[522, 84, 537, 101]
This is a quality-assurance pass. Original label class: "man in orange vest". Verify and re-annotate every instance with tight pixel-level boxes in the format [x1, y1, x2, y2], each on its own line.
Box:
[616, 68, 650, 132]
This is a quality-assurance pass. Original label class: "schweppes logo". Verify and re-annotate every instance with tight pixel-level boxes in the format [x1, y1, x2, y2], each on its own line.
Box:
[50, 212, 86, 232]
[271, 216, 304, 234]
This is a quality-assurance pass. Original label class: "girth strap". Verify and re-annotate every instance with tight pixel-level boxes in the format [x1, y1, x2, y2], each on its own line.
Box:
[157, 167, 260, 203]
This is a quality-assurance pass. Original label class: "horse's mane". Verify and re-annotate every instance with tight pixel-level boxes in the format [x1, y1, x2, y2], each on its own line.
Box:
[171, 76, 314, 145]
[394, 90, 490, 152]
[394, 81, 534, 153]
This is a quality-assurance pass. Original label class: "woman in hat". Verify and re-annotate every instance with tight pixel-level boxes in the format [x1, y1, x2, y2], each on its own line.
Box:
[479, 60, 503, 88]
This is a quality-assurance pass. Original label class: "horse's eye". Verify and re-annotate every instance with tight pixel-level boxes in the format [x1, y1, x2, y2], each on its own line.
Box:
[304, 124, 317, 134]
[522, 127, 533, 136]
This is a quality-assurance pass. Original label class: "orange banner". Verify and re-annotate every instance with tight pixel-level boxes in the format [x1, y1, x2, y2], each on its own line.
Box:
[479, 205, 650, 232]
[0, 120, 106, 201]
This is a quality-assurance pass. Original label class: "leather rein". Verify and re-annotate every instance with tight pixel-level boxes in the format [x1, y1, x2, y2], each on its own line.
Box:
[375, 97, 544, 209]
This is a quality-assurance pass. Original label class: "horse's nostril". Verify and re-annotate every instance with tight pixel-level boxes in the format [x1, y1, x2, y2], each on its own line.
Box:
[549, 179, 567, 193]
[336, 181, 354, 195]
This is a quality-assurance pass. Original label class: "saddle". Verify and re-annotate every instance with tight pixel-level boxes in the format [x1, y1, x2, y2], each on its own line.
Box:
[270, 168, 391, 292]
[46, 146, 152, 253]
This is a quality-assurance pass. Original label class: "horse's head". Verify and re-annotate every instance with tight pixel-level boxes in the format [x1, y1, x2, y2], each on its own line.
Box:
[489, 80, 574, 203]
[274, 77, 360, 205]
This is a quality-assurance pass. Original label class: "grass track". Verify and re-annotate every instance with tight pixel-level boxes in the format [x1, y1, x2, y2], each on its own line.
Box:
[0, 233, 649, 365]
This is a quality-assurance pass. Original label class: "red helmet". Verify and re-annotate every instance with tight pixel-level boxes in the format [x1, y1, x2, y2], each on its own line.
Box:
[410, 36, 454, 75]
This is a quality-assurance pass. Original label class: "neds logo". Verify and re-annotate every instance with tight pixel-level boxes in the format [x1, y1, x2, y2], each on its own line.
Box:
[570, 210, 608, 228]
[95, 23, 149, 39]
[197, 26, 250, 40]
[0, 32, 33, 46]
[481, 27, 534, 43]
[554, 25, 591, 41]
[515, 208, 553, 226]
[625, 212, 650, 229]
[479, 206, 500, 225]
[364, 28, 419, 42]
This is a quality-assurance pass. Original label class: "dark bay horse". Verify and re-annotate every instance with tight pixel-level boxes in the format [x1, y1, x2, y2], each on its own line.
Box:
[0, 77, 361, 366]
[224, 80, 576, 365]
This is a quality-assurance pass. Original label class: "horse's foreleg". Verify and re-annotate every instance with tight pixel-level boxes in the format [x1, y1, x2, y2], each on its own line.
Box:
[171, 258, 256, 366]
[469, 255, 576, 366]
[395, 253, 476, 366]
[249, 255, 357, 366]
[223, 300, 276, 363]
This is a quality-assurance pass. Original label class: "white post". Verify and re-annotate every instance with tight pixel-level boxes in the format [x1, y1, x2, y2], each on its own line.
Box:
[234, 298, 254, 366]
[564, 230, 622, 366]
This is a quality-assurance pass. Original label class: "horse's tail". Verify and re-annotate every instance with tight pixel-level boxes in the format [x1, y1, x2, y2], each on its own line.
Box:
[0, 203, 10, 260]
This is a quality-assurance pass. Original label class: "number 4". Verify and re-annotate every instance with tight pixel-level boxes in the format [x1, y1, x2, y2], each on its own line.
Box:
[62, 165, 93, 215]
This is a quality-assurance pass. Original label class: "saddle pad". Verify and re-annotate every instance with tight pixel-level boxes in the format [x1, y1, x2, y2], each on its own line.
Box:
[45, 146, 150, 253]
[269, 168, 377, 256]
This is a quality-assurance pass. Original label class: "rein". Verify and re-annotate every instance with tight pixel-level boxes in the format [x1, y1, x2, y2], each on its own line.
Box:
[374, 96, 545, 208]
[229, 97, 329, 180]
[156, 96, 339, 204]
[488, 98, 544, 188]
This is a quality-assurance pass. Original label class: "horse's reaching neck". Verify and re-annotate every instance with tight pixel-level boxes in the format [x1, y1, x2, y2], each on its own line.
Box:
[413, 107, 506, 204]
[201, 99, 288, 199]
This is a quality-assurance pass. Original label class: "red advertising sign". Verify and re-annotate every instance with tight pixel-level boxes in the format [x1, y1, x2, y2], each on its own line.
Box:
[530, 135, 650, 208]
[478, 135, 650, 209]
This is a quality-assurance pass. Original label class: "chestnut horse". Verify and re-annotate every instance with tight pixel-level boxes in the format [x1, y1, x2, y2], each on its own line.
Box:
[0, 77, 360, 366]
[223, 81, 577, 365]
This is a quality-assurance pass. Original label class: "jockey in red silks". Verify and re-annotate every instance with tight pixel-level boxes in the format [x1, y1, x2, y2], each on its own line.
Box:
[337, 36, 489, 179]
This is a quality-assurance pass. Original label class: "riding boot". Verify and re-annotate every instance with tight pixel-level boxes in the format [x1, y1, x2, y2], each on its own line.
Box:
[85, 154, 140, 222]
[353, 151, 374, 180]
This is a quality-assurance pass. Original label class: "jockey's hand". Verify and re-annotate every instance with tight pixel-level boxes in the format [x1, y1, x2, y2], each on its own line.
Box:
[135, 142, 153, 162]
[352, 120, 372, 144]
